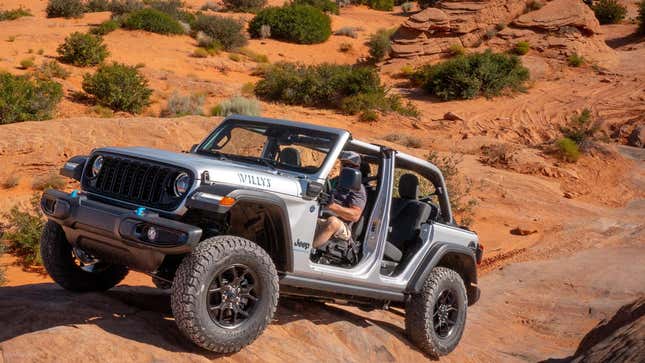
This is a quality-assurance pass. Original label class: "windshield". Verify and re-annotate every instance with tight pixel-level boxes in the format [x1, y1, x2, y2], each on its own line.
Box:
[196, 121, 338, 174]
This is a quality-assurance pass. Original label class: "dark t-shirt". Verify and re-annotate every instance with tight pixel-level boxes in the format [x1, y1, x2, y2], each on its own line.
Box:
[333, 184, 367, 225]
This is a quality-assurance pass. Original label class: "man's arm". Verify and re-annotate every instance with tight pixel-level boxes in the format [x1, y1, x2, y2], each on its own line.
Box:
[328, 202, 362, 222]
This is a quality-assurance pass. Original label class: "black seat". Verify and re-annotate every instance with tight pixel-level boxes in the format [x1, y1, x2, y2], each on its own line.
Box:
[387, 173, 432, 259]
[279, 147, 301, 167]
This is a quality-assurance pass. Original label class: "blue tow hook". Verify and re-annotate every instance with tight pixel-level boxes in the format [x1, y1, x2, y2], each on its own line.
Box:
[70, 190, 79, 198]
[135, 207, 146, 216]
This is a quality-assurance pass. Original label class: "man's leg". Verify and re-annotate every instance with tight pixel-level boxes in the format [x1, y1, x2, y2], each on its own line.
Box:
[313, 216, 343, 249]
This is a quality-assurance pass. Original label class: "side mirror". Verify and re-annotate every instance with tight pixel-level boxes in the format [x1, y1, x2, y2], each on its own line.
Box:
[189, 144, 199, 153]
[60, 155, 88, 181]
[305, 181, 323, 199]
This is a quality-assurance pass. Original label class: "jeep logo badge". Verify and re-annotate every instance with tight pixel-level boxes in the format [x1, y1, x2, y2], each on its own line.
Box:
[237, 173, 272, 188]
[294, 238, 310, 251]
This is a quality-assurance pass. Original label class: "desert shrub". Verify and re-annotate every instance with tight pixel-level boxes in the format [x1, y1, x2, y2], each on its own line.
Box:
[223, 0, 267, 12]
[368, 28, 395, 62]
[567, 53, 585, 67]
[2, 195, 44, 267]
[228, 53, 242, 62]
[448, 44, 465, 56]
[339, 42, 353, 52]
[108, 0, 144, 15]
[0, 73, 63, 124]
[192, 47, 209, 57]
[0, 7, 32, 21]
[639, 0, 645, 34]
[411, 50, 530, 100]
[556, 137, 580, 162]
[237, 48, 269, 62]
[479, 143, 518, 167]
[202, 1, 220, 11]
[592, 0, 626, 24]
[91, 105, 114, 117]
[193, 15, 247, 50]
[399, 64, 415, 77]
[86, 0, 111, 12]
[292, 0, 338, 14]
[20, 58, 35, 70]
[46, 0, 85, 18]
[148, 0, 196, 25]
[57, 32, 109, 67]
[82, 62, 152, 113]
[35, 60, 71, 79]
[359, 110, 379, 122]
[90, 19, 121, 35]
[560, 108, 599, 150]
[495, 23, 506, 31]
[513, 41, 530, 55]
[32, 173, 66, 190]
[211, 96, 261, 116]
[249, 5, 332, 44]
[123, 8, 185, 34]
[334, 26, 359, 38]
[418, 0, 439, 9]
[369, 0, 393, 11]
[427, 151, 476, 227]
[383, 133, 422, 148]
[525, 0, 543, 12]
[162, 92, 205, 116]
[3, 175, 20, 189]
[241, 82, 255, 96]
[401, 2, 414, 14]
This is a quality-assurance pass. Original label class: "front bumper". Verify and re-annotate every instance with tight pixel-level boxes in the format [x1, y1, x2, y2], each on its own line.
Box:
[40, 189, 202, 272]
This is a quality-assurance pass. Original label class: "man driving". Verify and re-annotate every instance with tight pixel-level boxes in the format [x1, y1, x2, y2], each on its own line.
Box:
[313, 151, 367, 249]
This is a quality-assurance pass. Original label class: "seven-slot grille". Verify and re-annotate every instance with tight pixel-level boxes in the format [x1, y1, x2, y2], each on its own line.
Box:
[83, 154, 191, 211]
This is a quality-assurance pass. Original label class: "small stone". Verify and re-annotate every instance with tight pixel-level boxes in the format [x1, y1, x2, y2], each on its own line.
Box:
[444, 111, 465, 121]
[510, 227, 538, 236]
[564, 192, 574, 199]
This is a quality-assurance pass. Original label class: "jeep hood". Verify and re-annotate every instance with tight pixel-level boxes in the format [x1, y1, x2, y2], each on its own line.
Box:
[93, 146, 303, 196]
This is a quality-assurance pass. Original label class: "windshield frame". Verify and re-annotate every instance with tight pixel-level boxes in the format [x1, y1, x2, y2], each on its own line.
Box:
[195, 118, 347, 179]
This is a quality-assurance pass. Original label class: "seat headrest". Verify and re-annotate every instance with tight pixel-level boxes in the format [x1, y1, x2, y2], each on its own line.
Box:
[339, 167, 362, 191]
[399, 173, 419, 200]
[279, 147, 301, 167]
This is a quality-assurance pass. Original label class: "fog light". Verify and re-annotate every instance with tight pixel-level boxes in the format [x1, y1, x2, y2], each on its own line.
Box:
[147, 226, 158, 241]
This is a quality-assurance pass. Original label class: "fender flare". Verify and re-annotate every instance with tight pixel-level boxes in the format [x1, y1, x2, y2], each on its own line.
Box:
[186, 184, 294, 272]
[406, 242, 479, 304]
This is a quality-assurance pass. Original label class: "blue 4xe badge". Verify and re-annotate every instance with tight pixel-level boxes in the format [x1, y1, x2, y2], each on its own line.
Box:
[293, 238, 310, 251]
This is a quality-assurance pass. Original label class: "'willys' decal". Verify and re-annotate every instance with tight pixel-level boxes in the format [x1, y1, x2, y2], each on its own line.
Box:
[237, 173, 272, 188]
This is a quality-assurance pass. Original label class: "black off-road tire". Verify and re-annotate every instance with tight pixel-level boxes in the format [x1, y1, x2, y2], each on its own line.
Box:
[171, 235, 279, 353]
[40, 221, 129, 292]
[405, 267, 468, 358]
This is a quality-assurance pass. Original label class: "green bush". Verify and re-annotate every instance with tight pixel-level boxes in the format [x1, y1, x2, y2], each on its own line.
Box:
[513, 41, 530, 55]
[556, 137, 580, 162]
[0, 73, 63, 124]
[108, 0, 144, 15]
[411, 50, 530, 100]
[148, 0, 196, 25]
[638, 0, 645, 34]
[20, 58, 35, 70]
[292, 0, 338, 14]
[2, 195, 45, 267]
[359, 110, 379, 122]
[448, 44, 465, 56]
[368, 28, 395, 62]
[0, 7, 32, 21]
[568, 53, 585, 67]
[222, 0, 267, 12]
[592, 0, 626, 25]
[46, 0, 85, 18]
[86, 0, 111, 12]
[192, 15, 247, 50]
[82, 62, 152, 113]
[162, 92, 205, 116]
[249, 5, 332, 44]
[57, 32, 109, 67]
[369, 0, 394, 11]
[90, 19, 121, 35]
[122, 8, 185, 34]
[211, 96, 262, 116]
[560, 108, 599, 150]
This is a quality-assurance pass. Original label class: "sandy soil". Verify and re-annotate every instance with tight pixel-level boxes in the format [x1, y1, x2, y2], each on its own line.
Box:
[1, 1, 644, 362]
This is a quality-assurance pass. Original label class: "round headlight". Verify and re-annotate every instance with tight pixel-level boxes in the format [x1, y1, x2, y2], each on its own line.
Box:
[173, 172, 190, 196]
[91, 156, 104, 177]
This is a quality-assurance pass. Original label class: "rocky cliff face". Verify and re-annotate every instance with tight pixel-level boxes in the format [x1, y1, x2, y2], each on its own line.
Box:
[390, 0, 615, 66]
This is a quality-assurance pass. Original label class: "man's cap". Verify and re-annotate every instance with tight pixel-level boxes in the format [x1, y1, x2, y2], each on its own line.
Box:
[339, 151, 361, 168]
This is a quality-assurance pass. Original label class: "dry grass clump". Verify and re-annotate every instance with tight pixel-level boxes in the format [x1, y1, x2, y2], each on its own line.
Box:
[161, 92, 205, 117]
[383, 133, 422, 148]
[32, 173, 66, 190]
[479, 143, 518, 167]
[211, 96, 261, 117]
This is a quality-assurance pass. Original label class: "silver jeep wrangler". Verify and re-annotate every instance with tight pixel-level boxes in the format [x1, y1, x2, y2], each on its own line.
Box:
[40, 115, 483, 357]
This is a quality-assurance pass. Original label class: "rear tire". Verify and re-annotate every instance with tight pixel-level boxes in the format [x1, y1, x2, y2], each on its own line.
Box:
[405, 267, 468, 358]
[171, 235, 279, 353]
[40, 221, 129, 292]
